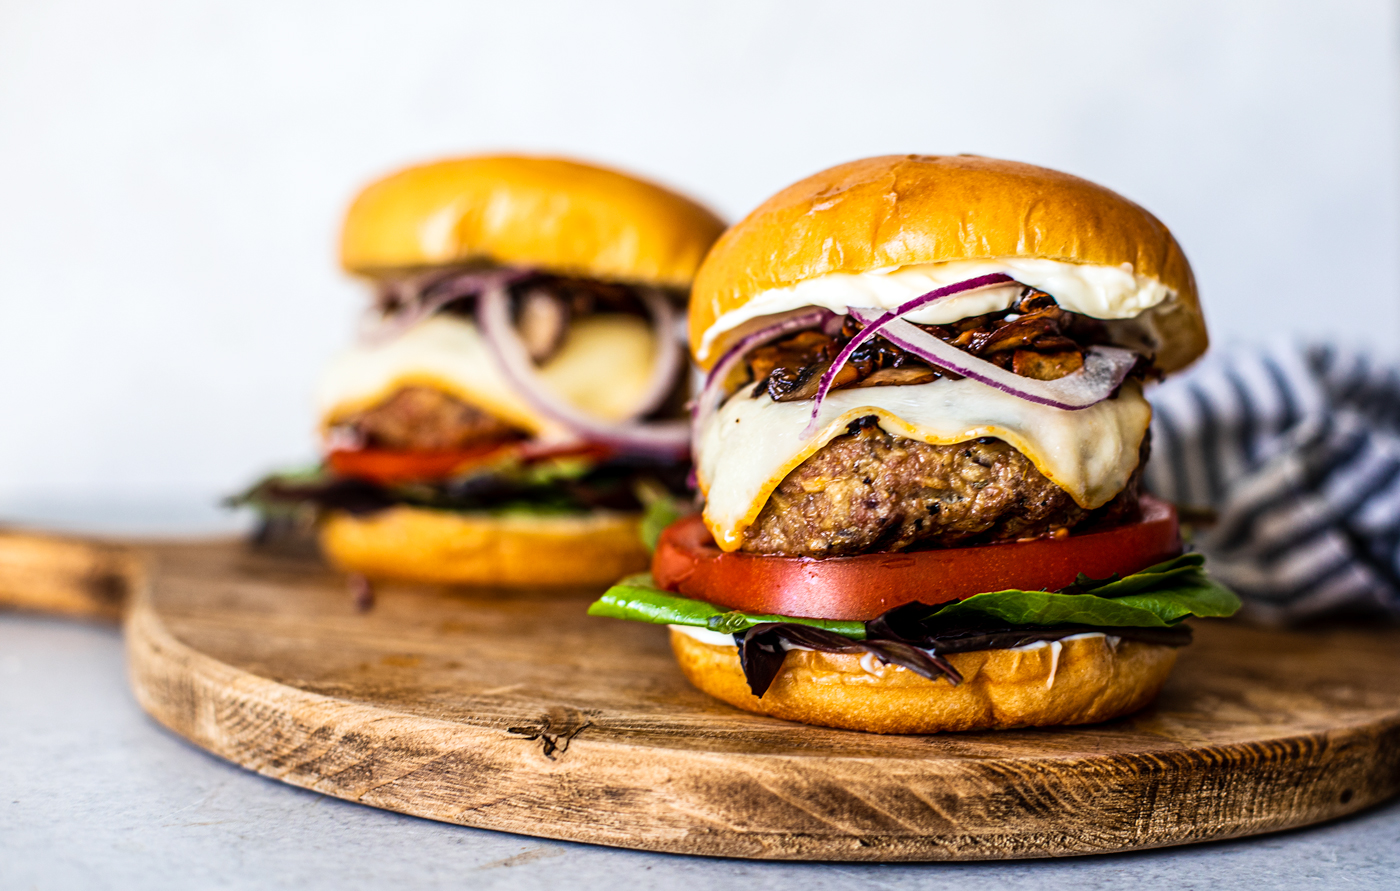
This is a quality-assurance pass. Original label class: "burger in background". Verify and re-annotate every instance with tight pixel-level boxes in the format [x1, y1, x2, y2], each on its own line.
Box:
[590, 155, 1239, 733]
[236, 155, 724, 586]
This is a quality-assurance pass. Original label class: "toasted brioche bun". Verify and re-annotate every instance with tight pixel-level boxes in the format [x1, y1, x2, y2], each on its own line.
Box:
[340, 155, 725, 287]
[670, 628, 1178, 733]
[691, 154, 1205, 373]
[320, 506, 650, 587]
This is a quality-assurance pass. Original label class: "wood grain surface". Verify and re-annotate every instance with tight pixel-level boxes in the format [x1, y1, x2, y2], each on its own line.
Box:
[0, 529, 135, 621]
[110, 539, 1400, 861]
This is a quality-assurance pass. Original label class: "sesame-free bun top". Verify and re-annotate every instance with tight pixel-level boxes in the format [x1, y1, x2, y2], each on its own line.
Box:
[340, 155, 726, 288]
[691, 155, 1206, 373]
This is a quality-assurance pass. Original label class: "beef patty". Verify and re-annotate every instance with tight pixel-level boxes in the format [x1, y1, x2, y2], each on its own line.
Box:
[336, 386, 523, 451]
[740, 416, 1145, 557]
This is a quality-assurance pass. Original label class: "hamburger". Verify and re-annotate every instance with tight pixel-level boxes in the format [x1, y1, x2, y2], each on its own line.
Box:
[589, 155, 1239, 733]
[237, 155, 724, 586]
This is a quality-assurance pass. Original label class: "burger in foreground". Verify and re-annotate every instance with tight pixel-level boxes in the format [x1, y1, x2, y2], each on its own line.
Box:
[237, 155, 723, 586]
[589, 155, 1239, 733]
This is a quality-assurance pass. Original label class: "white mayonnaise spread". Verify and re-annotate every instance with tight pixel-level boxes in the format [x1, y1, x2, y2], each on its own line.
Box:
[316, 313, 658, 438]
[858, 652, 885, 677]
[697, 377, 1151, 550]
[1006, 631, 1114, 652]
[669, 624, 742, 647]
[697, 258, 1174, 362]
[1047, 640, 1062, 688]
[1008, 632, 1121, 689]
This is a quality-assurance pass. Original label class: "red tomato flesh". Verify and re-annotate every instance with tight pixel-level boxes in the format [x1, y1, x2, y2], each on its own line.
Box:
[651, 495, 1182, 621]
[327, 441, 612, 486]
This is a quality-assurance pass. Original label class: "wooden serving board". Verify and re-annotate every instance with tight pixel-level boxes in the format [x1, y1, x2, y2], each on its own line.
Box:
[5, 531, 1400, 860]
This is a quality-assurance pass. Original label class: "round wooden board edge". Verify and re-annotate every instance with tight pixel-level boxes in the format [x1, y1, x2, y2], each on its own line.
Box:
[0, 529, 135, 621]
[120, 557, 1400, 862]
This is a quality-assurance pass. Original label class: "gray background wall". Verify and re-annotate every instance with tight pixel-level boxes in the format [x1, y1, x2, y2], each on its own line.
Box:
[1, 0, 1396, 529]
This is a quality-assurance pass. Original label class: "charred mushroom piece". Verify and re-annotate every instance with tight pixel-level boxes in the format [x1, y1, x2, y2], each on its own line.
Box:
[765, 357, 870, 402]
[850, 365, 942, 388]
[1012, 349, 1085, 381]
[976, 316, 1059, 354]
[517, 288, 571, 362]
[747, 331, 838, 385]
[765, 360, 825, 402]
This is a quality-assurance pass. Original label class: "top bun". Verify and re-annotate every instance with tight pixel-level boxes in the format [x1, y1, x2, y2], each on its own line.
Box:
[341, 155, 726, 288]
[691, 155, 1206, 372]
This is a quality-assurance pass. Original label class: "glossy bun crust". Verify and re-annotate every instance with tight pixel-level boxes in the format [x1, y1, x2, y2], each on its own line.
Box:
[670, 628, 1178, 733]
[691, 155, 1206, 373]
[320, 506, 650, 587]
[340, 155, 725, 287]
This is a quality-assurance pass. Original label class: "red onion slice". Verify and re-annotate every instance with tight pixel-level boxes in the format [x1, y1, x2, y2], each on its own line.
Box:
[850, 308, 1140, 411]
[691, 308, 834, 459]
[477, 283, 689, 458]
[627, 287, 684, 419]
[361, 269, 531, 345]
[364, 271, 679, 418]
[804, 273, 1016, 435]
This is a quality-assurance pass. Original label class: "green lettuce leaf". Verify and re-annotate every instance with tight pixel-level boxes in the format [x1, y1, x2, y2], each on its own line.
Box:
[587, 554, 1240, 639]
[635, 489, 685, 553]
[925, 554, 1239, 629]
[224, 464, 328, 516]
[587, 574, 867, 638]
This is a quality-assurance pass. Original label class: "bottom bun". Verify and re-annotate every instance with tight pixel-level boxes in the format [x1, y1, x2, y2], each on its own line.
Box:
[670, 628, 1178, 734]
[320, 506, 649, 586]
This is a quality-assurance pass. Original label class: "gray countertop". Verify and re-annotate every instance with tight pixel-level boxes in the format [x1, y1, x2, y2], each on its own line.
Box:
[3, 612, 1399, 890]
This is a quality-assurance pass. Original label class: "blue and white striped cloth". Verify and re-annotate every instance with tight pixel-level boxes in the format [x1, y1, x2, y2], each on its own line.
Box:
[1146, 343, 1400, 624]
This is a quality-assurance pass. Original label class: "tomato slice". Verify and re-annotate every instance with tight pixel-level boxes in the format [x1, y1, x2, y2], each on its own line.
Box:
[652, 495, 1182, 621]
[327, 440, 616, 486]
[327, 443, 519, 485]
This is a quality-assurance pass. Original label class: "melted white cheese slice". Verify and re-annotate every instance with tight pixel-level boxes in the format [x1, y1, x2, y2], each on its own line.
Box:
[698, 378, 1151, 551]
[316, 314, 658, 439]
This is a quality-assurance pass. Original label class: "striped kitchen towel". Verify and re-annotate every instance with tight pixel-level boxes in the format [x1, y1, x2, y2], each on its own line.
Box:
[1145, 343, 1400, 624]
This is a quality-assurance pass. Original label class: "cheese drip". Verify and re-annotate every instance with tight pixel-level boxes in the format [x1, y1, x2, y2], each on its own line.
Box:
[698, 379, 1152, 551]
[316, 313, 658, 440]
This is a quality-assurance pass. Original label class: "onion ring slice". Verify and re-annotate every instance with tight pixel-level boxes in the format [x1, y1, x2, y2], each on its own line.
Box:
[477, 283, 689, 458]
[851, 310, 1140, 411]
[802, 273, 1015, 436]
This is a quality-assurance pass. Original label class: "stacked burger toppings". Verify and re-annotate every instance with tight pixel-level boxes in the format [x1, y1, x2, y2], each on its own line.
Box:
[236, 155, 724, 587]
[279, 270, 690, 515]
[731, 289, 1152, 557]
[590, 155, 1239, 733]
